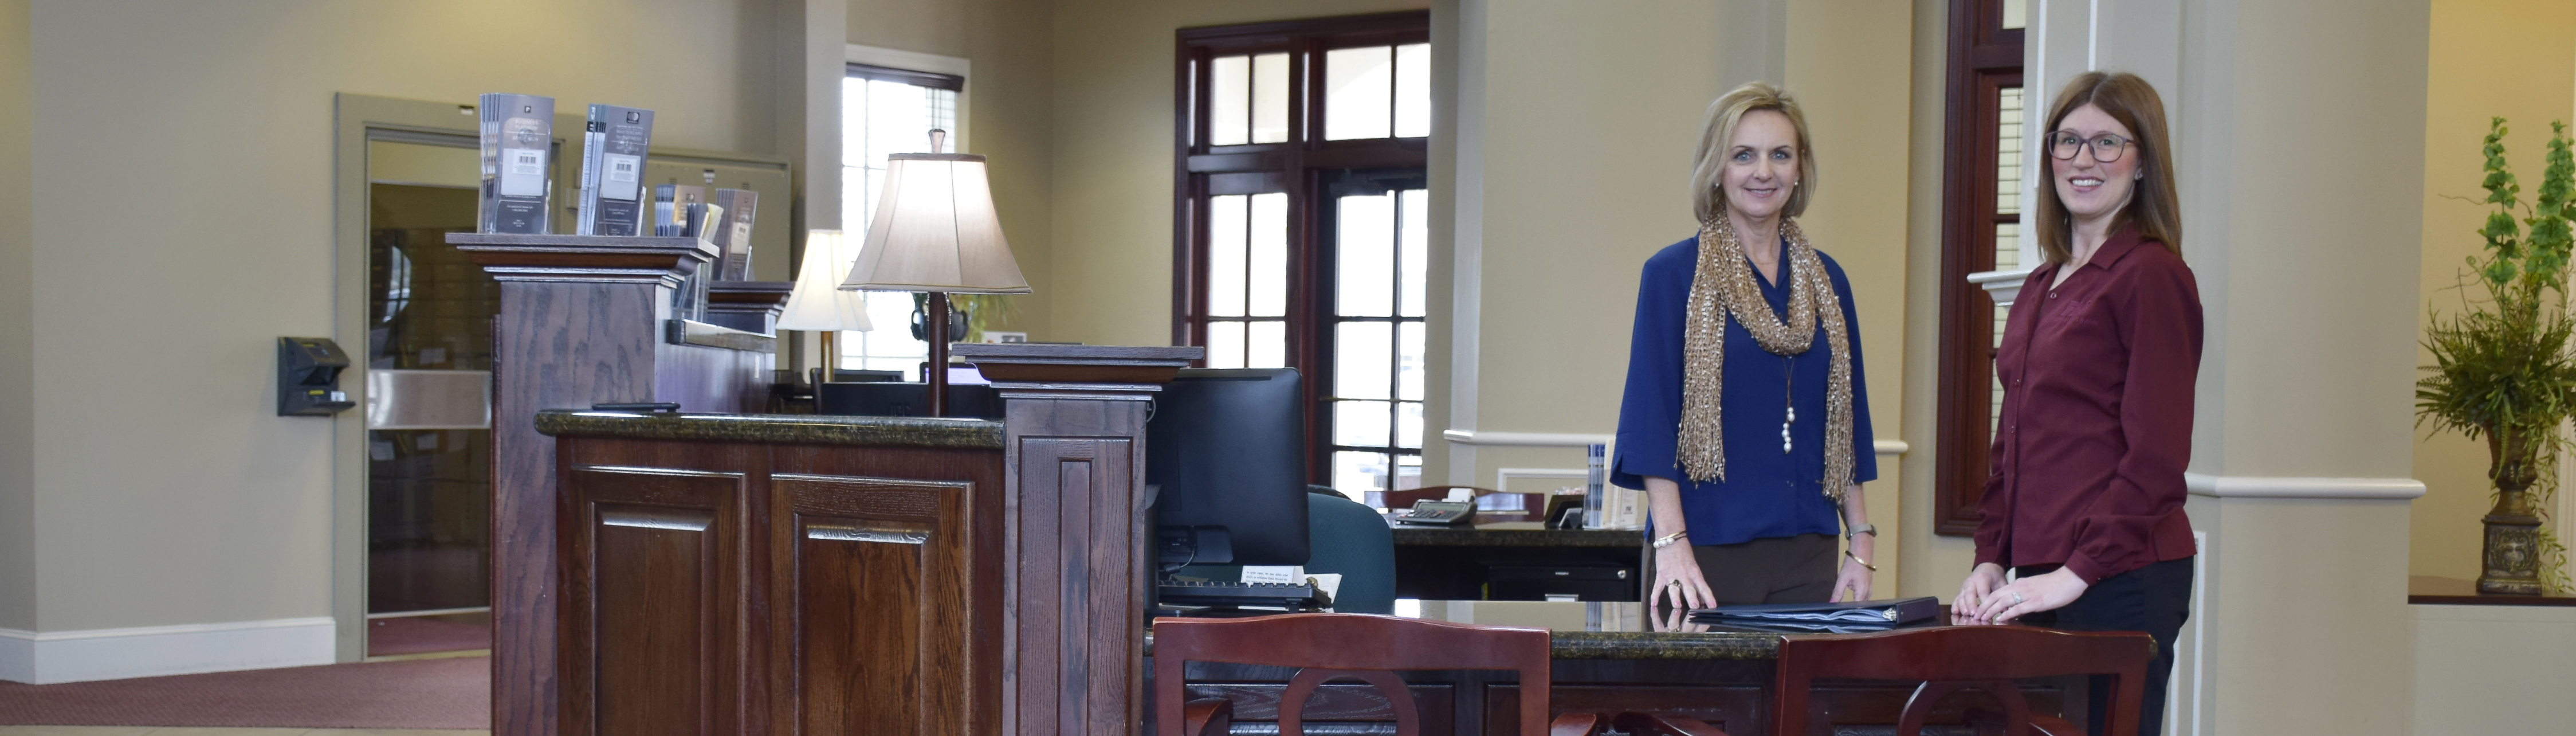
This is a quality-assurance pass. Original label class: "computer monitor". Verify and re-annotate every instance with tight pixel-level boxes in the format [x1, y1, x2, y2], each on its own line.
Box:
[815, 382, 1003, 418]
[1147, 367, 1309, 567]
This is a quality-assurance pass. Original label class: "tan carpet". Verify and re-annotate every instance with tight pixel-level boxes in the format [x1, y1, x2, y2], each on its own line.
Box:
[0, 658, 488, 730]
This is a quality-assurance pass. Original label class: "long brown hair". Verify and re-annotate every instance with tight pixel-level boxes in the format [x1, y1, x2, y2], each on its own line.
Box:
[2035, 72, 2181, 263]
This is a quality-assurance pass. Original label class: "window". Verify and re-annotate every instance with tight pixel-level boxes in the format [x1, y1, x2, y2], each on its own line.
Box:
[1176, 11, 1431, 499]
[1935, 0, 2028, 535]
[1323, 178, 1429, 496]
[838, 62, 961, 379]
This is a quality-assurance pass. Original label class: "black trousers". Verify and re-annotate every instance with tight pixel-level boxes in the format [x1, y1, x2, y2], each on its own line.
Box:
[1690, 533, 1837, 605]
[2016, 557, 2193, 736]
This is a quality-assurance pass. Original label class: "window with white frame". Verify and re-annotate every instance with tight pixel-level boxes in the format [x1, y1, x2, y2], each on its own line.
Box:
[838, 62, 960, 379]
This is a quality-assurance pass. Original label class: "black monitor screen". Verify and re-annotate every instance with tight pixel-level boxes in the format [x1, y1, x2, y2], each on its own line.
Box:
[1146, 367, 1309, 566]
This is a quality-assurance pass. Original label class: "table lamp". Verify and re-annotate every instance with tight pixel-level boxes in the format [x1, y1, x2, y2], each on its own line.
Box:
[841, 130, 1032, 417]
[776, 229, 873, 386]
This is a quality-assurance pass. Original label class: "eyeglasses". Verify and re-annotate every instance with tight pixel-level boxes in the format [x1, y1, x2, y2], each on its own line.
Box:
[2046, 131, 2134, 163]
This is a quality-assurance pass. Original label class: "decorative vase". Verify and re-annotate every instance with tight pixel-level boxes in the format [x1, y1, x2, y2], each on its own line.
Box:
[2479, 486, 2546, 596]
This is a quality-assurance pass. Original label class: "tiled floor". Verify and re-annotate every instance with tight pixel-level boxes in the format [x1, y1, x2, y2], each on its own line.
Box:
[0, 729, 486, 735]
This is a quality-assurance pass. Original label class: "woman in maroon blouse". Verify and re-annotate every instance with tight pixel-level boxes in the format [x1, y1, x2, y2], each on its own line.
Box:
[1955, 72, 2200, 736]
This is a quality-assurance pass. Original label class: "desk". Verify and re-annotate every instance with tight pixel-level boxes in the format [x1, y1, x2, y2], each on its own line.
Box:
[1144, 601, 2086, 736]
[1390, 522, 1644, 601]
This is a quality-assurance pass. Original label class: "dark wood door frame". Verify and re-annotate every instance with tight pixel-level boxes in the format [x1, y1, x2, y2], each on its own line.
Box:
[1933, 0, 2025, 535]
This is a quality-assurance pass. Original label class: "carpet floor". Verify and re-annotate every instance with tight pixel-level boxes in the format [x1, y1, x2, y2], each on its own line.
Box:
[0, 657, 489, 730]
[366, 618, 489, 658]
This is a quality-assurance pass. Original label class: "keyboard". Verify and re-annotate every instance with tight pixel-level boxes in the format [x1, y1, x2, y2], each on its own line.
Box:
[1157, 580, 1329, 610]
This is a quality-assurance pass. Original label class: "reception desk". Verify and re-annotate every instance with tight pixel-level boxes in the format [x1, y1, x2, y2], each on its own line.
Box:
[532, 409, 2088, 736]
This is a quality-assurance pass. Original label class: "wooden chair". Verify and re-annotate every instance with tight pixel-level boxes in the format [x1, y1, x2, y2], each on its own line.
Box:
[1771, 625, 2154, 736]
[1153, 613, 1582, 736]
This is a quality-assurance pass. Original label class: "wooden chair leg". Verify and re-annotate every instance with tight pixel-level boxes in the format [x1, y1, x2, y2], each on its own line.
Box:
[1181, 698, 1234, 736]
[1612, 711, 1731, 736]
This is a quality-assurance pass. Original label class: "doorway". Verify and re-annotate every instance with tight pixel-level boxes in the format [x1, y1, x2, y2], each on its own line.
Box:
[362, 138, 496, 658]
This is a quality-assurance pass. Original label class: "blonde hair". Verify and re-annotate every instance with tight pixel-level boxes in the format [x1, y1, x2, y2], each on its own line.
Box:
[1691, 82, 1818, 223]
[2034, 72, 2182, 263]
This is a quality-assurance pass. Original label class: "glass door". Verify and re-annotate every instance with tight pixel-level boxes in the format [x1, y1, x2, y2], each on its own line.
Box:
[363, 138, 497, 657]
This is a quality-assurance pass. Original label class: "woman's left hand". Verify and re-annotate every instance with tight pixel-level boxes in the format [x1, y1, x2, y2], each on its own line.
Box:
[1829, 532, 1874, 602]
[1965, 567, 2088, 623]
[1829, 558, 1872, 602]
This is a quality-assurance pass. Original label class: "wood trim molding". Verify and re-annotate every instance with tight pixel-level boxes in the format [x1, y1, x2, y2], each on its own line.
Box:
[2182, 474, 2427, 500]
[1440, 429, 1910, 457]
[1931, 0, 2025, 537]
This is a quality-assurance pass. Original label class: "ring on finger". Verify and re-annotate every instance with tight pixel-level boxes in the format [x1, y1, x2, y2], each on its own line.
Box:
[2010, 591, 2026, 605]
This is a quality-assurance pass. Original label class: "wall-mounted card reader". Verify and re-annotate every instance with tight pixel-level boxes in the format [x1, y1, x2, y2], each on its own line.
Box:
[278, 336, 358, 416]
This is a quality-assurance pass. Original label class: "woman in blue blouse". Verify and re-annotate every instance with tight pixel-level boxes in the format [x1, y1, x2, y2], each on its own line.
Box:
[1615, 83, 1878, 609]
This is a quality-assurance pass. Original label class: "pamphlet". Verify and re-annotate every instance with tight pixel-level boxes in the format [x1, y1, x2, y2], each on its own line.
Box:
[710, 188, 759, 280]
[652, 183, 706, 237]
[477, 93, 555, 234]
[575, 104, 654, 236]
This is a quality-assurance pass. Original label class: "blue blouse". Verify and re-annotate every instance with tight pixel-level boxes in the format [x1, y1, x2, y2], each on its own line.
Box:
[1612, 236, 1878, 547]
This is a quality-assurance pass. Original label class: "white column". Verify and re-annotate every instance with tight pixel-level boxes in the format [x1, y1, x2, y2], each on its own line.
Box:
[2174, 0, 2429, 733]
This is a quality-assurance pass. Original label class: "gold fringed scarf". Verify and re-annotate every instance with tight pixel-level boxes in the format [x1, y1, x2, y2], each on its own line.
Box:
[1677, 214, 1858, 502]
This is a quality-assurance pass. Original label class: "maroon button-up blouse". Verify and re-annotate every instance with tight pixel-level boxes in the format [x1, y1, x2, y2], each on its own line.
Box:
[1973, 227, 2202, 585]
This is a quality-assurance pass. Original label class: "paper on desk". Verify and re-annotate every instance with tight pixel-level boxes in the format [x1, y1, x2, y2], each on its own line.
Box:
[1240, 565, 1301, 584]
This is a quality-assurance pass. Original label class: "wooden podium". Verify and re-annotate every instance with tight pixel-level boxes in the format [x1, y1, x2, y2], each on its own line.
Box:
[452, 232, 780, 736]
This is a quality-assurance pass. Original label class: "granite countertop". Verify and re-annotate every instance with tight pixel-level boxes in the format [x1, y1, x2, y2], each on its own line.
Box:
[1388, 523, 1644, 548]
[534, 409, 1004, 449]
[1146, 601, 1781, 660]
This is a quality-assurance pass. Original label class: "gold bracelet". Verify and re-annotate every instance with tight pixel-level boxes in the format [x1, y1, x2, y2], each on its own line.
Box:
[1845, 549, 1878, 571]
[1652, 530, 1689, 549]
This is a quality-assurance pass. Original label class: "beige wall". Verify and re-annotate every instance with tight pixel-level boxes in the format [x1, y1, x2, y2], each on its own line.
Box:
[1437, 0, 1729, 499]
[20, 0, 799, 633]
[1782, 0, 1916, 596]
[0, 0, 30, 633]
[849, 0, 1059, 339]
[1045, 0, 1428, 349]
[1895, 0, 1976, 598]
[2412, 0, 2576, 582]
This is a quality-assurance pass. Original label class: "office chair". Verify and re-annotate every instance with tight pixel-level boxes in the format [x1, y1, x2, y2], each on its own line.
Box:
[1167, 488, 1397, 614]
[1303, 488, 1397, 614]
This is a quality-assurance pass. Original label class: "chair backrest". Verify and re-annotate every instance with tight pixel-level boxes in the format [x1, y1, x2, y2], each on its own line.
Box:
[1772, 625, 2153, 736]
[1305, 492, 1398, 614]
[1154, 613, 1553, 736]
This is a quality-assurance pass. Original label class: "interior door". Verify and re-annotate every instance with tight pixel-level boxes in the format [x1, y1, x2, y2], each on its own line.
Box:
[362, 135, 500, 657]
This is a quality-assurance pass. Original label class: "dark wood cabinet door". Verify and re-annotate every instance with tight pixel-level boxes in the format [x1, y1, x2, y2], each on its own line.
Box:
[769, 473, 974, 736]
[560, 465, 750, 736]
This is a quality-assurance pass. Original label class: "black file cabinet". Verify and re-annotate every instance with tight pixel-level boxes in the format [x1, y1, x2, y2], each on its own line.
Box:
[1485, 564, 1636, 602]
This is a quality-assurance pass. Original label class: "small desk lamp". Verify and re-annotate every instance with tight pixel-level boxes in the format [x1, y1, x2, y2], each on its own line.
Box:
[841, 130, 1032, 417]
[776, 229, 873, 386]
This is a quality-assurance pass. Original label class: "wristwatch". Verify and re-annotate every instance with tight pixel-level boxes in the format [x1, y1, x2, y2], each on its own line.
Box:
[1845, 523, 1877, 540]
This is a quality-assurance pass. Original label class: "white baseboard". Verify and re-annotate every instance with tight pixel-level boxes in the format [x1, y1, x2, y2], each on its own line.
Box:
[0, 616, 336, 684]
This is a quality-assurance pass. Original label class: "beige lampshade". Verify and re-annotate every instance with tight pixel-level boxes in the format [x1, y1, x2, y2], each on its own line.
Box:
[839, 152, 1034, 294]
[776, 229, 874, 331]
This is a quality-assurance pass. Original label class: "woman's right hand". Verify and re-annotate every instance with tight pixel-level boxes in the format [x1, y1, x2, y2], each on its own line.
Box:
[1652, 542, 1717, 610]
[1953, 563, 2008, 621]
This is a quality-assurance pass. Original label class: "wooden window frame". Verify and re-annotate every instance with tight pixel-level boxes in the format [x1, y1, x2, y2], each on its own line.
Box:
[1173, 10, 1431, 483]
[1933, 0, 2025, 535]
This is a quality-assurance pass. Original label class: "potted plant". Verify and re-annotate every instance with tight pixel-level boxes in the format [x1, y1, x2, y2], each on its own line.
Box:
[2419, 118, 2576, 594]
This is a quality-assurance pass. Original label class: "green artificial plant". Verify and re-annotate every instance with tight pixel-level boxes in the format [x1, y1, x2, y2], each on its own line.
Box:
[2418, 118, 2576, 593]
